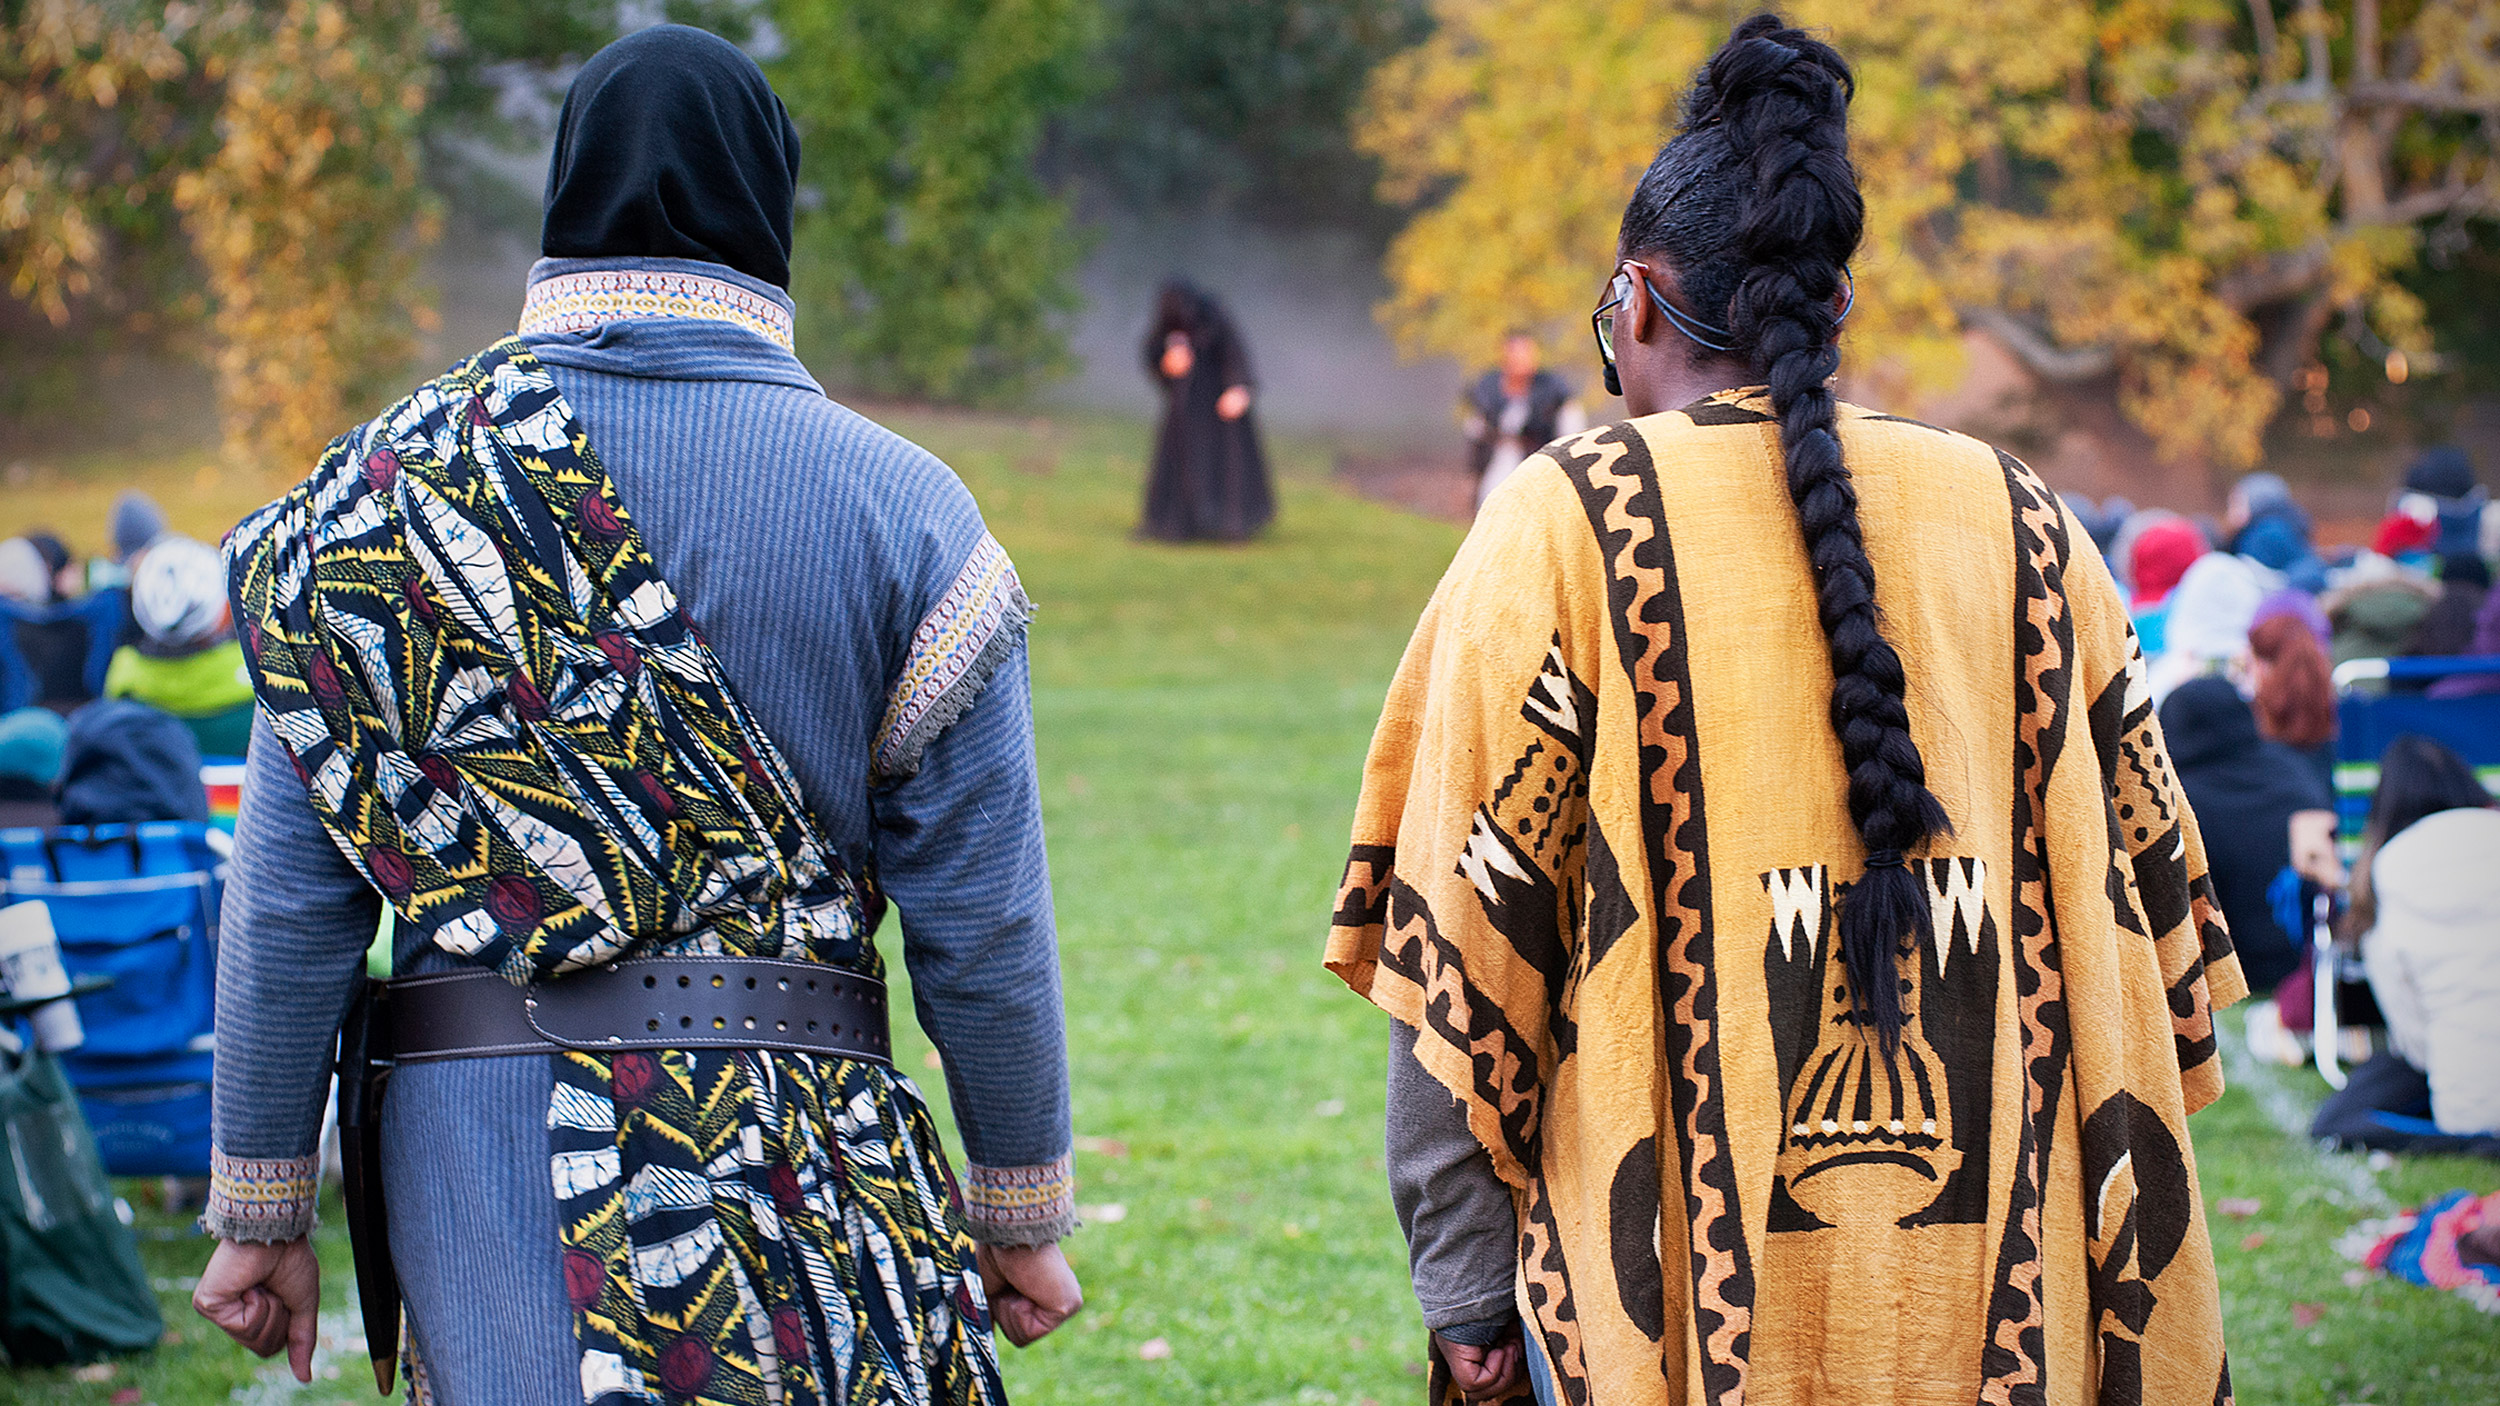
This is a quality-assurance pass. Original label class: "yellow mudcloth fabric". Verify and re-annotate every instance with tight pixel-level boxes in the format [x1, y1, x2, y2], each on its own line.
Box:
[1327, 392, 2248, 1406]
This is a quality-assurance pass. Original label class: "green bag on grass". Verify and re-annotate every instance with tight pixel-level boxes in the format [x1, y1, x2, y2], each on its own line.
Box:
[0, 1036, 163, 1365]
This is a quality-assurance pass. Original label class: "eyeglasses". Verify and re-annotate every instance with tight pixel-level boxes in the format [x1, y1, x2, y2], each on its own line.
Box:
[1590, 262, 1852, 396]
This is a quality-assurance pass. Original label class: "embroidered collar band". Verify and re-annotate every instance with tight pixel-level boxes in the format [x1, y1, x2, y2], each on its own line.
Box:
[520, 255, 795, 350]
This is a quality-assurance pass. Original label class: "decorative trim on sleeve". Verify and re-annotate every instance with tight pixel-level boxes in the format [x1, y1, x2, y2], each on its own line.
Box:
[873, 533, 1034, 783]
[961, 1152, 1076, 1246]
[203, 1148, 322, 1243]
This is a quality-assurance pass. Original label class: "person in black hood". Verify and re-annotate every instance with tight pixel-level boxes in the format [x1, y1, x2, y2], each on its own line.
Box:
[1139, 279, 1274, 542]
[2158, 676, 2334, 992]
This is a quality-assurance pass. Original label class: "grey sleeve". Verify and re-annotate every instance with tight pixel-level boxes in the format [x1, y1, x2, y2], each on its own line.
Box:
[1388, 1019, 1521, 1331]
[870, 643, 1073, 1244]
[204, 712, 383, 1240]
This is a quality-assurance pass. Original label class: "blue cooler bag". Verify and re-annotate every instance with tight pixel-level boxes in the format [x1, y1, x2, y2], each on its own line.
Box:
[0, 823, 225, 1175]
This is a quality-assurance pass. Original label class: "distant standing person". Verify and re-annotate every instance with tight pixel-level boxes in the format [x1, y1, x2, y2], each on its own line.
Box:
[1141, 279, 1273, 542]
[1462, 331, 1584, 508]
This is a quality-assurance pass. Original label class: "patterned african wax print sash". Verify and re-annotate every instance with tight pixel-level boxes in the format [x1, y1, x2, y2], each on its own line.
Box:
[1330, 393, 2246, 1406]
[227, 339, 1005, 1406]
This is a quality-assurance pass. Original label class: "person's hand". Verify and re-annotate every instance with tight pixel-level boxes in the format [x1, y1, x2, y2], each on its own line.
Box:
[2289, 809, 2346, 890]
[1216, 384, 1252, 421]
[1436, 1330, 1525, 1401]
[194, 1237, 321, 1383]
[976, 1241, 1083, 1347]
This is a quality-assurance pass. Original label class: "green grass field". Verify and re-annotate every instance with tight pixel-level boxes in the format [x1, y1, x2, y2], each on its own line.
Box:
[6, 408, 2496, 1404]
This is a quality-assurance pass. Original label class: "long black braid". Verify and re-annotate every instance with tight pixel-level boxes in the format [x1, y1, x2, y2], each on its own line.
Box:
[1619, 14, 1950, 1048]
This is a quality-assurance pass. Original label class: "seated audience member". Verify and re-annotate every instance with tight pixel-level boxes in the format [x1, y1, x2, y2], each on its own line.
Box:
[2159, 677, 2335, 994]
[102, 535, 254, 757]
[2126, 516, 2207, 655]
[2151, 550, 2267, 699]
[2225, 472, 2328, 592]
[56, 698, 208, 826]
[2407, 554, 2490, 659]
[2, 531, 109, 713]
[2390, 446, 2492, 565]
[2247, 609, 2338, 794]
[2324, 566, 2438, 668]
[0, 706, 67, 828]
[2313, 736, 2500, 1153]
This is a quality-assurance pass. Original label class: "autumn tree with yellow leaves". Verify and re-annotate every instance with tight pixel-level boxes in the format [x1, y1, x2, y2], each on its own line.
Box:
[2, 0, 442, 474]
[1363, 0, 2500, 469]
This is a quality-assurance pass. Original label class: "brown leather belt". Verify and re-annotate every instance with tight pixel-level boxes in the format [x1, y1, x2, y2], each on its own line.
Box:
[387, 956, 893, 1065]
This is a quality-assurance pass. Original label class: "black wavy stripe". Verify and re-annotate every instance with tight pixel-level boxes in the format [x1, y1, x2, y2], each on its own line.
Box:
[1979, 453, 2079, 1404]
[1386, 878, 1547, 1169]
[1554, 422, 1753, 1399]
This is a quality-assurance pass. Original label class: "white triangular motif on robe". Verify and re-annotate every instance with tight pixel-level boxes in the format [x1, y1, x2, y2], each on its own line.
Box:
[622, 1162, 714, 1219]
[1924, 856, 1989, 976]
[1522, 641, 1581, 739]
[615, 579, 678, 631]
[1763, 865, 1825, 962]
[1457, 809, 1533, 901]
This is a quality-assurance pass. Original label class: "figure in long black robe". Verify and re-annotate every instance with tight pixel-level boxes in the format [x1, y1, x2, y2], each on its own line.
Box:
[1140, 280, 1274, 542]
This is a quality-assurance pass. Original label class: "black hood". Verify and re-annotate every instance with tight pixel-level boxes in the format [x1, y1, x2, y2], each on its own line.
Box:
[542, 25, 801, 288]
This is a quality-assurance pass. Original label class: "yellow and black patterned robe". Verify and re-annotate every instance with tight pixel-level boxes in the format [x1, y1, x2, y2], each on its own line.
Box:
[1327, 392, 2245, 1406]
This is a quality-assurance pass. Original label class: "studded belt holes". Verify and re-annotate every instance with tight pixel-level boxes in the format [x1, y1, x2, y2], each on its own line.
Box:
[805, 979, 817, 992]
[776, 1020, 787, 1032]
[646, 1018, 660, 1032]
[677, 975, 691, 988]
[743, 1016, 756, 1030]
[711, 974, 725, 988]
[807, 1020, 818, 1032]
[712, 1016, 726, 1030]
[830, 1024, 843, 1037]
[778, 978, 789, 991]
[679, 1015, 693, 1028]
[644, 975, 658, 989]
[744, 976, 757, 990]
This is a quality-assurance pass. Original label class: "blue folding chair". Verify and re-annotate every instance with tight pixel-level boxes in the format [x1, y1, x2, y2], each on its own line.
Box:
[0, 822, 226, 1176]
[2314, 654, 2500, 1088]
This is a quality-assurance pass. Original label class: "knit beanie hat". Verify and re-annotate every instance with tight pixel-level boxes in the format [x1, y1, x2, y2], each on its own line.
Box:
[0, 707, 68, 788]
[2129, 518, 2208, 608]
[110, 491, 168, 563]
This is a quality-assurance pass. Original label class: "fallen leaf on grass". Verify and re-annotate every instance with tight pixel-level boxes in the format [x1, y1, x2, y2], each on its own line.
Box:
[1404, 1361, 1429, 1378]
[72, 1364, 116, 1383]
[2216, 1198, 2263, 1219]
[1079, 1202, 1128, 1224]
[1190, 1197, 1213, 1213]
[1348, 1335, 1368, 1352]
[2291, 1302, 2326, 1328]
[1282, 1221, 1305, 1238]
[2241, 1231, 2269, 1251]
[111, 1390, 142, 1405]
[923, 1049, 943, 1071]
[1313, 1098, 1346, 1118]
[1138, 1337, 1173, 1361]
[2343, 1268, 2375, 1288]
[1073, 1136, 1129, 1159]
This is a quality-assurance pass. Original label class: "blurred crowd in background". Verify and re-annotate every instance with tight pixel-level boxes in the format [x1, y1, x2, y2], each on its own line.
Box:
[0, 493, 238, 833]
